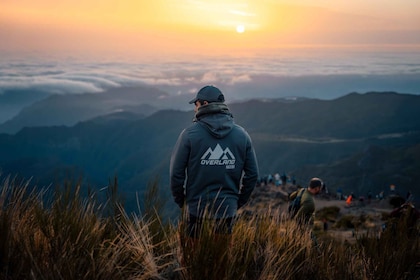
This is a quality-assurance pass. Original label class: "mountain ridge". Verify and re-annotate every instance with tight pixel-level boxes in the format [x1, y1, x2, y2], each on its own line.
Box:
[0, 86, 172, 134]
[0, 91, 419, 214]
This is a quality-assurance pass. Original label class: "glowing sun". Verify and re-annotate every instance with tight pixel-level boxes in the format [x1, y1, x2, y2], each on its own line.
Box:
[236, 25, 245, 33]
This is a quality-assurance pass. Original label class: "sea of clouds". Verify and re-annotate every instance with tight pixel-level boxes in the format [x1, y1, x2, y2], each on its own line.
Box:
[0, 46, 419, 123]
[1, 46, 419, 95]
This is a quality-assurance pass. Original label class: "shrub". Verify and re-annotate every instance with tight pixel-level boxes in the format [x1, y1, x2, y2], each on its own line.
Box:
[335, 214, 356, 229]
[316, 206, 341, 221]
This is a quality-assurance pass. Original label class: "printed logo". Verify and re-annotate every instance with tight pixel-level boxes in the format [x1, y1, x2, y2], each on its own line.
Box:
[201, 144, 236, 169]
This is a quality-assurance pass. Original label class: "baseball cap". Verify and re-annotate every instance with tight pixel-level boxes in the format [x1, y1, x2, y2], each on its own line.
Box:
[189, 85, 225, 104]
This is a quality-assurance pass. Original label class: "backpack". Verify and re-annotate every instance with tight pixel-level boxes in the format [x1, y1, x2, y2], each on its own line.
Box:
[288, 188, 305, 218]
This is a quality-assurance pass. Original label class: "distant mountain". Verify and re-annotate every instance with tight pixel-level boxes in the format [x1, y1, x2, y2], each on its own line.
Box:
[0, 86, 181, 134]
[229, 91, 420, 138]
[0, 88, 52, 124]
[0, 91, 419, 214]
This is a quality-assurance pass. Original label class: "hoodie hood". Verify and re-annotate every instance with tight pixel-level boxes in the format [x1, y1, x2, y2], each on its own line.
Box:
[195, 103, 234, 138]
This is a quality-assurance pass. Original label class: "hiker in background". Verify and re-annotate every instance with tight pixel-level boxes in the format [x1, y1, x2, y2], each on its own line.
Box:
[267, 174, 273, 185]
[170, 85, 259, 240]
[288, 177, 323, 252]
[262, 174, 268, 186]
[390, 184, 396, 195]
[289, 177, 323, 225]
[274, 173, 281, 187]
[280, 172, 287, 186]
[346, 193, 353, 207]
[336, 187, 343, 200]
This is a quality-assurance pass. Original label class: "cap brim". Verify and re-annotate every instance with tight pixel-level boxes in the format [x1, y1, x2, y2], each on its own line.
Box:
[188, 97, 198, 104]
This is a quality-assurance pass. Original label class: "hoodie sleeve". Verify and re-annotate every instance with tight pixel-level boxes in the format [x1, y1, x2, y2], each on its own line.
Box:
[238, 133, 259, 208]
[170, 129, 190, 208]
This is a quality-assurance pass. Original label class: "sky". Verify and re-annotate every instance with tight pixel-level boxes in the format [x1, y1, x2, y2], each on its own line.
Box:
[0, 0, 419, 119]
[1, 0, 420, 58]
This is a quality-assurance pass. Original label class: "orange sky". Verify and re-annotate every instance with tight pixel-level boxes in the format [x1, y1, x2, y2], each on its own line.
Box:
[1, 0, 419, 58]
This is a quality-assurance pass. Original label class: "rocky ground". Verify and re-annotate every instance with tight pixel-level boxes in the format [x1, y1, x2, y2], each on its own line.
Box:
[240, 183, 396, 243]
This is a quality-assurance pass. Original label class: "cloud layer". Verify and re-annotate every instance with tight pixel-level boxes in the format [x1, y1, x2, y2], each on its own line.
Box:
[1, 46, 419, 98]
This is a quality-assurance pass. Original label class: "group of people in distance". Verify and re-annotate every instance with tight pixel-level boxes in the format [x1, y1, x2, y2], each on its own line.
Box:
[170, 85, 322, 241]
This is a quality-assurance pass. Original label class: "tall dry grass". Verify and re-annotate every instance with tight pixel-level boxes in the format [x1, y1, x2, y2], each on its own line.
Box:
[0, 175, 418, 280]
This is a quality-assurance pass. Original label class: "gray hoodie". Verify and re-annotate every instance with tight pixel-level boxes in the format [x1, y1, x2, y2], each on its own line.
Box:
[170, 102, 259, 218]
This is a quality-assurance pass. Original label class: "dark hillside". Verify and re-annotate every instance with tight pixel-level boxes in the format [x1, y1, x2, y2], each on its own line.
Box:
[0, 91, 419, 213]
[0, 86, 167, 134]
[294, 140, 420, 197]
[229, 92, 420, 138]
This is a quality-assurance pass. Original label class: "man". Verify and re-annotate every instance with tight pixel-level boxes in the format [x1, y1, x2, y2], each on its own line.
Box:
[289, 177, 323, 225]
[170, 85, 259, 238]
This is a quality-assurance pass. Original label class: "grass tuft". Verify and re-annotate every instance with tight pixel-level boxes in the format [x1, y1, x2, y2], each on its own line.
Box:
[0, 175, 418, 279]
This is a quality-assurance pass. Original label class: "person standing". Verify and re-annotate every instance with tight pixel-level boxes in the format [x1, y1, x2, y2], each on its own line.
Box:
[274, 173, 281, 187]
[289, 177, 323, 225]
[170, 85, 259, 238]
[280, 172, 287, 186]
[346, 193, 353, 207]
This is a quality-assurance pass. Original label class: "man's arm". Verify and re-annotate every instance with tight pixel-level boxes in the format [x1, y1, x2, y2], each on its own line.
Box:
[238, 135, 259, 208]
[170, 129, 190, 208]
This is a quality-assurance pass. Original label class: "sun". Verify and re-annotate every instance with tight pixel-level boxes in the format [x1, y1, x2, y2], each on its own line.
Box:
[236, 25, 245, 33]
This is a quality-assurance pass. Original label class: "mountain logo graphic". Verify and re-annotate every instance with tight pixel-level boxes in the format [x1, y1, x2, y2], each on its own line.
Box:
[200, 144, 236, 169]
